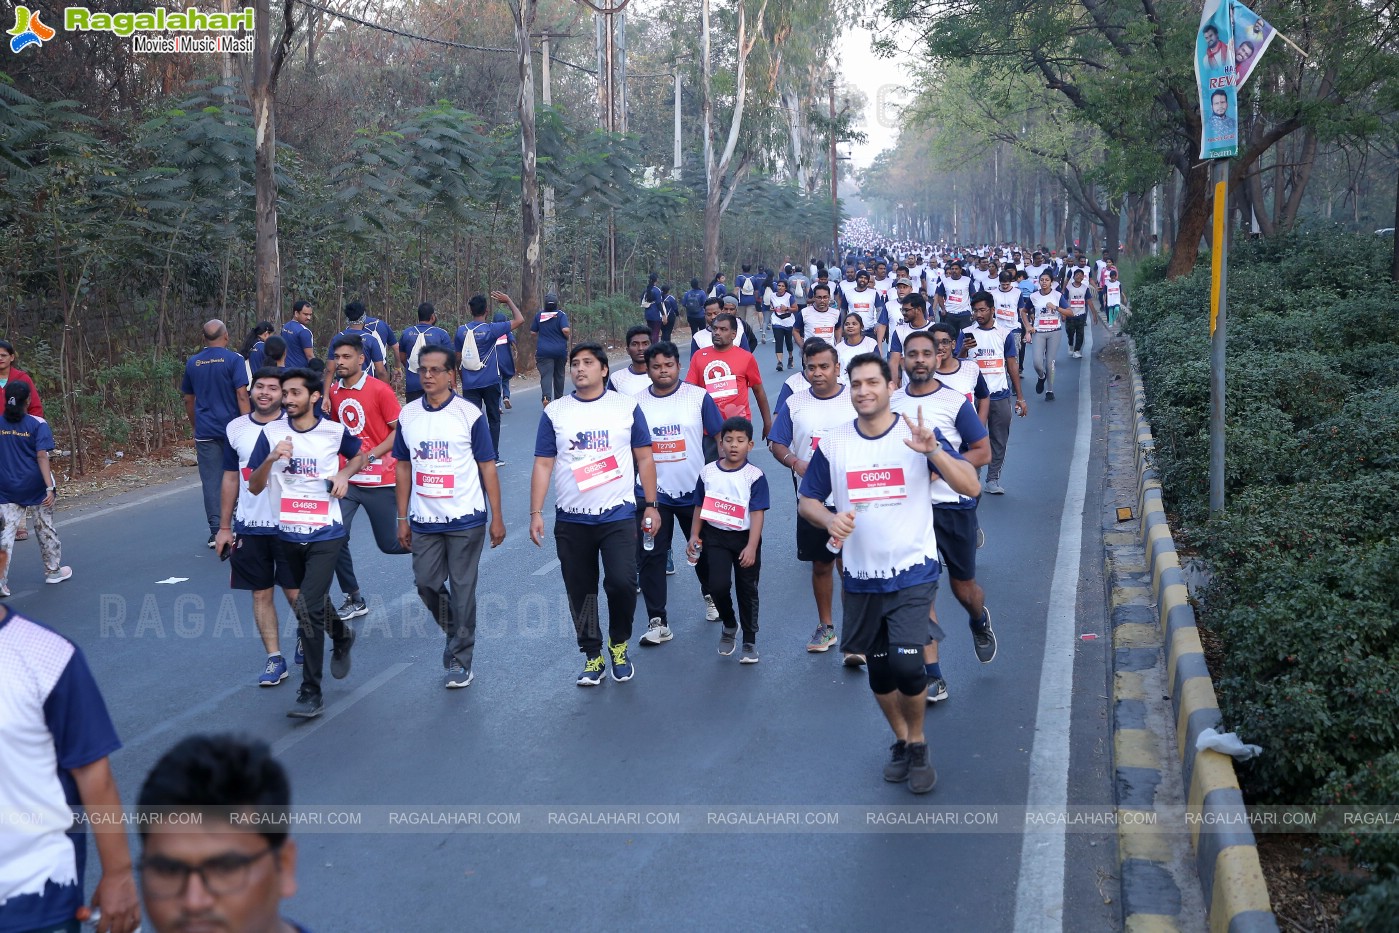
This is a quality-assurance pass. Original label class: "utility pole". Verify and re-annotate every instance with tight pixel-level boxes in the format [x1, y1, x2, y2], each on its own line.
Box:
[829, 78, 839, 264]
[594, 2, 628, 294]
[540, 31, 555, 228]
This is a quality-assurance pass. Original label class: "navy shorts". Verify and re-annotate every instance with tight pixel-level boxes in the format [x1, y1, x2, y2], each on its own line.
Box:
[796, 512, 837, 564]
[230, 533, 297, 591]
[934, 506, 978, 581]
[840, 580, 940, 655]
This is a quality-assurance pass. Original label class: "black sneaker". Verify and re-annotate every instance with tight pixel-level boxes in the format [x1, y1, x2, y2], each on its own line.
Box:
[287, 688, 324, 719]
[776, 361, 784, 371]
[1035, 376, 1045, 395]
[883, 740, 909, 782]
[1045, 391, 1055, 401]
[718, 627, 738, 656]
[207, 533, 217, 548]
[972, 608, 998, 663]
[906, 742, 937, 794]
[330, 627, 355, 679]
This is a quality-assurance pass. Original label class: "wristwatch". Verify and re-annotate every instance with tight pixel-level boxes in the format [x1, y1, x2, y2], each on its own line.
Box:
[644, 501, 660, 510]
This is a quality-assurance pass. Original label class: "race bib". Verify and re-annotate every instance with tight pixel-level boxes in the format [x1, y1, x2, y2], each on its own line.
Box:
[1037, 313, 1062, 330]
[652, 435, 687, 463]
[847, 465, 907, 504]
[704, 371, 738, 400]
[539, 311, 558, 322]
[1068, 297, 1086, 315]
[700, 494, 747, 530]
[280, 494, 330, 527]
[415, 470, 455, 498]
[945, 292, 967, 310]
[812, 325, 835, 343]
[350, 456, 395, 486]
[572, 452, 623, 491]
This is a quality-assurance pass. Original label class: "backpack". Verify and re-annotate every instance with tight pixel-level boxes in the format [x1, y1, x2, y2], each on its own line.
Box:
[792, 277, 807, 301]
[406, 327, 429, 373]
[741, 275, 755, 297]
[459, 323, 487, 372]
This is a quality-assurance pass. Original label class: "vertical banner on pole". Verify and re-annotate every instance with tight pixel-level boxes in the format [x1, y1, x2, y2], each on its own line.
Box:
[1196, 0, 1239, 160]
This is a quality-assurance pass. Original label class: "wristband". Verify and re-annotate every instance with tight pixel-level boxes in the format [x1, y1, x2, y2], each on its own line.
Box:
[396, 516, 408, 521]
[530, 510, 544, 515]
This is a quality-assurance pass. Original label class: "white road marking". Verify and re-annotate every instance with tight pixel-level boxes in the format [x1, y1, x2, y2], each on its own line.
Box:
[1013, 325, 1094, 931]
[532, 558, 561, 576]
[56, 480, 202, 528]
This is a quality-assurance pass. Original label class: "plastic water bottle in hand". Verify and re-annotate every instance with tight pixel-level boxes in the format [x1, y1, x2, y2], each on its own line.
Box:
[642, 517, 655, 552]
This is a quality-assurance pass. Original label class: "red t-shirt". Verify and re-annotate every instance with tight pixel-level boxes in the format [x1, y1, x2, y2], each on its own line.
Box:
[3, 368, 43, 418]
[328, 373, 402, 487]
[685, 345, 763, 420]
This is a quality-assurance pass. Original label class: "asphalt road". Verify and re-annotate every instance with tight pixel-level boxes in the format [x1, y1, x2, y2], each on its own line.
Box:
[12, 320, 1121, 932]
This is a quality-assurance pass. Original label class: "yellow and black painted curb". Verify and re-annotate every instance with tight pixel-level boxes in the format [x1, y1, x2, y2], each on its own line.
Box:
[1106, 339, 1278, 933]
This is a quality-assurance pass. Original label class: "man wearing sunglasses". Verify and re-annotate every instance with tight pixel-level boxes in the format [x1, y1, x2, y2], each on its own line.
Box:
[138, 734, 307, 933]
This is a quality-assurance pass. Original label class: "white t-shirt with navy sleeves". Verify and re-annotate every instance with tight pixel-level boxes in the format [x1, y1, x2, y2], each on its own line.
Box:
[534, 390, 651, 523]
[248, 416, 363, 542]
[799, 417, 964, 593]
[392, 394, 496, 534]
[630, 383, 724, 507]
[695, 461, 770, 533]
[891, 386, 988, 508]
[223, 412, 285, 536]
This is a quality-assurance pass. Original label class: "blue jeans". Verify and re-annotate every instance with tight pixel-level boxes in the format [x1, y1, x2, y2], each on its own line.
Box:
[196, 438, 226, 535]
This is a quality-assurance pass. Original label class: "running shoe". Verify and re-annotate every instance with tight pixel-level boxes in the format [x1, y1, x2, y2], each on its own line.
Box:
[906, 742, 938, 794]
[704, 594, 720, 622]
[294, 636, 304, 666]
[495, 459, 507, 467]
[665, 550, 676, 575]
[336, 594, 369, 620]
[972, 607, 998, 663]
[739, 644, 760, 664]
[577, 653, 607, 686]
[609, 642, 634, 682]
[503, 398, 513, 410]
[719, 627, 738, 656]
[927, 677, 949, 704]
[806, 624, 837, 652]
[1072, 350, 1082, 359]
[44, 566, 73, 585]
[984, 480, 1005, 495]
[259, 655, 289, 687]
[1045, 391, 1055, 402]
[445, 663, 474, 689]
[884, 740, 909, 782]
[330, 627, 355, 679]
[977, 527, 986, 549]
[1035, 376, 1045, 394]
[287, 687, 324, 719]
[843, 653, 866, 667]
[776, 361, 784, 371]
[640, 618, 673, 646]
[207, 534, 216, 548]
[0, 582, 9, 598]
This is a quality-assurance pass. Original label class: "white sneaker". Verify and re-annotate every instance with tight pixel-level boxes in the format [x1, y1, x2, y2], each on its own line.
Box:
[45, 566, 73, 584]
[703, 595, 719, 622]
[984, 480, 1005, 495]
[1072, 350, 1082, 359]
[640, 618, 673, 645]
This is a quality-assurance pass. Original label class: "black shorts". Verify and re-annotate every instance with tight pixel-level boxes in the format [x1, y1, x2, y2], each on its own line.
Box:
[934, 506, 978, 581]
[840, 580, 939, 655]
[796, 511, 837, 564]
[230, 533, 296, 591]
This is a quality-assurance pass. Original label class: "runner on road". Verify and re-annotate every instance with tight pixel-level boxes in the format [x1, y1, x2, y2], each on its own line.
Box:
[529, 344, 662, 687]
[797, 353, 980, 794]
[960, 292, 1028, 496]
[685, 313, 773, 440]
[608, 326, 653, 398]
[393, 345, 504, 689]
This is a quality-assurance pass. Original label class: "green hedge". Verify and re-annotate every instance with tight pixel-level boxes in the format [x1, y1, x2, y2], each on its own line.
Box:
[1128, 232, 1399, 923]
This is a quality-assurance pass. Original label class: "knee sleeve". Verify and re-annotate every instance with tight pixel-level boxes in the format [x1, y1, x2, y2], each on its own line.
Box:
[866, 649, 897, 695]
[889, 644, 928, 697]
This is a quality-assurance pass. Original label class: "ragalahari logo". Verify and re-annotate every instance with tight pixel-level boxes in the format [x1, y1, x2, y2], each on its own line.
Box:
[9, 6, 57, 53]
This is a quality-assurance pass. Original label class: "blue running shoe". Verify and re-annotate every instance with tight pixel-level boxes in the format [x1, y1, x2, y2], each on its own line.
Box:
[578, 653, 607, 686]
[609, 642, 634, 682]
[293, 636, 304, 666]
[259, 654, 289, 687]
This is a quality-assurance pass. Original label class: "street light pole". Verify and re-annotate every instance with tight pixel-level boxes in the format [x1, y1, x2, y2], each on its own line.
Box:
[829, 78, 838, 265]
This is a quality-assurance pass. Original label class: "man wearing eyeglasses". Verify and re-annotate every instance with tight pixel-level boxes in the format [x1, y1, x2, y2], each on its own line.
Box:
[138, 734, 307, 933]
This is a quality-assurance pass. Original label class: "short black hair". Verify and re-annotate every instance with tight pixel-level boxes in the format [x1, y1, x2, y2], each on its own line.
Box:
[250, 366, 285, 385]
[811, 283, 831, 296]
[901, 293, 927, 313]
[331, 334, 364, 354]
[569, 342, 609, 372]
[900, 329, 938, 351]
[292, 299, 311, 315]
[719, 416, 753, 441]
[802, 337, 837, 365]
[262, 335, 287, 361]
[343, 301, 366, 321]
[703, 296, 722, 310]
[712, 312, 739, 331]
[847, 352, 892, 383]
[138, 734, 292, 848]
[931, 322, 958, 342]
[417, 345, 456, 370]
[644, 341, 680, 364]
[626, 324, 652, 344]
[1211, 89, 1228, 102]
[469, 295, 488, 318]
[279, 367, 322, 396]
[970, 290, 995, 309]
[417, 302, 436, 322]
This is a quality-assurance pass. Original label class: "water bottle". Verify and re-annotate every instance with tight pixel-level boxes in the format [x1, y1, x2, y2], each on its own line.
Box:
[826, 536, 843, 554]
[77, 907, 141, 931]
[686, 540, 702, 566]
[642, 517, 655, 552]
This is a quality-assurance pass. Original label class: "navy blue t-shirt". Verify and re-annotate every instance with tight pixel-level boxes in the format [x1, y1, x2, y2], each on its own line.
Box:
[397, 324, 454, 394]
[280, 320, 315, 368]
[180, 347, 248, 440]
[455, 321, 511, 391]
[0, 414, 54, 506]
[531, 310, 571, 360]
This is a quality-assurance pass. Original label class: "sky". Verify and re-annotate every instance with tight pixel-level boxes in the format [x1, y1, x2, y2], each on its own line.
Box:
[837, 21, 919, 169]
